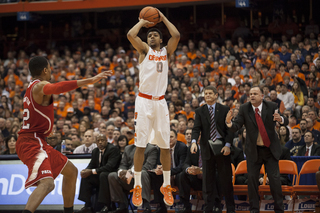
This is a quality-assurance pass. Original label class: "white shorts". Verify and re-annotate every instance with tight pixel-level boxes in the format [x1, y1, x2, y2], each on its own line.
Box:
[134, 96, 170, 149]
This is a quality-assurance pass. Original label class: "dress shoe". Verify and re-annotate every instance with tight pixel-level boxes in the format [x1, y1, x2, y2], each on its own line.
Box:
[142, 208, 152, 213]
[177, 208, 192, 213]
[98, 206, 109, 213]
[109, 208, 128, 213]
[77, 206, 92, 213]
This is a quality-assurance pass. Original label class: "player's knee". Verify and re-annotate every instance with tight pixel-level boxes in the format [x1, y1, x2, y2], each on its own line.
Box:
[43, 179, 55, 193]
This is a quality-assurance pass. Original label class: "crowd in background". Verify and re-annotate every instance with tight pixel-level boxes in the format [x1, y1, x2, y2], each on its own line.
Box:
[1, 15, 320, 159]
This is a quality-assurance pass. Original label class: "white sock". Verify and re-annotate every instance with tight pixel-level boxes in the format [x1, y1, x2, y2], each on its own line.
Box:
[163, 170, 171, 187]
[134, 171, 142, 188]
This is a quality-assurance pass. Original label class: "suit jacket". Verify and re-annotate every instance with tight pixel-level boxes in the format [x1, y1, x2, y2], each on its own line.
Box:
[119, 143, 158, 171]
[297, 143, 320, 156]
[86, 143, 121, 174]
[229, 100, 288, 162]
[182, 145, 200, 171]
[171, 141, 188, 176]
[192, 103, 233, 160]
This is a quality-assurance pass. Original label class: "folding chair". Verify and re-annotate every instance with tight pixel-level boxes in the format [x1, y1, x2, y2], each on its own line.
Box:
[233, 160, 265, 197]
[292, 159, 320, 200]
[259, 160, 298, 198]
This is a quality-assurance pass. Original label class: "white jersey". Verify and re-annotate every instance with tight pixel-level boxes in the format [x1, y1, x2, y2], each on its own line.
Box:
[139, 47, 168, 96]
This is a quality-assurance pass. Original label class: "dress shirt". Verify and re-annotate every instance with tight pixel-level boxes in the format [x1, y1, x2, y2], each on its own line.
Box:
[73, 143, 97, 154]
[92, 149, 105, 174]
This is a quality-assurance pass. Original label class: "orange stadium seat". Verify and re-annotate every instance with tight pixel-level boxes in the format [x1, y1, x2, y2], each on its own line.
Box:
[259, 160, 298, 198]
[233, 160, 265, 196]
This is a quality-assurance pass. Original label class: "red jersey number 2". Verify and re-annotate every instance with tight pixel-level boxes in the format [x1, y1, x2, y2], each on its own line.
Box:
[22, 109, 30, 129]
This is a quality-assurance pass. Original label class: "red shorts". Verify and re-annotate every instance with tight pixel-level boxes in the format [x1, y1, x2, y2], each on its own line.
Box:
[16, 133, 68, 189]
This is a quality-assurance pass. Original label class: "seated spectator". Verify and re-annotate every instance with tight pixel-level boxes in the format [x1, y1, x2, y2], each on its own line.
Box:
[106, 124, 115, 143]
[149, 129, 187, 213]
[1, 134, 17, 155]
[285, 128, 305, 156]
[0, 118, 9, 138]
[111, 128, 120, 145]
[306, 118, 320, 143]
[309, 110, 320, 132]
[47, 132, 61, 152]
[176, 142, 203, 213]
[278, 125, 290, 146]
[78, 134, 121, 213]
[108, 143, 157, 213]
[73, 129, 97, 154]
[270, 91, 285, 114]
[184, 128, 192, 147]
[117, 135, 128, 156]
[65, 137, 74, 153]
[277, 84, 295, 112]
[297, 131, 320, 156]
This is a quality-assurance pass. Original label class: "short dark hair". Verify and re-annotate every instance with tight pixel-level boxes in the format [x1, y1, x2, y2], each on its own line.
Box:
[170, 129, 177, 137]
[305, 130, 314, 138]
[204, 85, 218, 94]
[147, 28, 163, 39]
[29, 56, 49, 77]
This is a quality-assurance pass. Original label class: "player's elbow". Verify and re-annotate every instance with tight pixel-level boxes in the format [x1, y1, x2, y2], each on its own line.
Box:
[173, 32, 180, 39]
[127, 31, 134, 39]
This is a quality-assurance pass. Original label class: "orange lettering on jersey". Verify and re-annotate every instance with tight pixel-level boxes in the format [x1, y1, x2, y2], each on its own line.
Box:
[148, 55, 167, 61]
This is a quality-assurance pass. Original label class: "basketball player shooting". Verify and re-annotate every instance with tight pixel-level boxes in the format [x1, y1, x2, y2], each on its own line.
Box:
[127, 9, 180, 207]
[16, 56, 112, 213]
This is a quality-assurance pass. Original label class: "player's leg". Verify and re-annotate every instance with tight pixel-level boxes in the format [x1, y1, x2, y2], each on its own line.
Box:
[155, 100, 175, 206]
[131, 97, 152, 207]
[24, 178, 55, 213]
[61, 161, 78, 213]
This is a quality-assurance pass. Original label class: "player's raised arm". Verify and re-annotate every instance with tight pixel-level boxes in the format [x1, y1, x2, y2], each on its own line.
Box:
[158, 10, 180, 57]
[33, 71, 112, 98]
[127, 19, 150, 54]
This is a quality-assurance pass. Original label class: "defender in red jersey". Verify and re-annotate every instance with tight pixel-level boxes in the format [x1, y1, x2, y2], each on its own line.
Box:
[16, 56, 112, 213]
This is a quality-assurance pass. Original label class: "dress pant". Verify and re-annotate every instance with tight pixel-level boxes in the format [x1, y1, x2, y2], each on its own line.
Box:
[108, 170, 152, 207]
[78, 171, 112, 207]
[202, 148, 235, 212]
[247, 146, 284, 213]
[176, 170, 202, 209]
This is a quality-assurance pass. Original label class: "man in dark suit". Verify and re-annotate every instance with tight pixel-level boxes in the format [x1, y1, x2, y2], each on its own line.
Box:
[297, 131, 320, 156]
[108, 143, 158, 213]
[191, 85, 235, 213]
[176, 143, 202, 213]
[226, 87, 288, 213]
[150, 129, 187, 213]
[78, 134, 121, 213]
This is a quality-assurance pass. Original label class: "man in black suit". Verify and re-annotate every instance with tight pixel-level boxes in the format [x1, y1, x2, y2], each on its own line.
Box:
[150, 129, 187, 213]
[108, 143, 158, 213]
[78, 134, 121, 213]
[176, 143, 202, 213]
[191, 85, 235, 213]
[297, 131, 320, 156]
[226, 87, 288, 213]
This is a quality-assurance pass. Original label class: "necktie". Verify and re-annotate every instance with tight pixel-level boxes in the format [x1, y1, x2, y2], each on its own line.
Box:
[209, 106, 217, 141]
[99, 151, 103, 166]
[305, 148, 309, 156]
[84, 147, 89, 153]
[197, 148, 202, 179]
[255, 108, 271, 147]
[170, 148, 174, 169]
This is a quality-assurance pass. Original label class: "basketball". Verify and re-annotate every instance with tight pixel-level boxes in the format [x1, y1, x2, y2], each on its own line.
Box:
[139, 6, 160, 28]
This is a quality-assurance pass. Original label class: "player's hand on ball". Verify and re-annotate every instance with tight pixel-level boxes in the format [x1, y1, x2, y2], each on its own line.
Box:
[139, 18, 154, 28]
[157, 9, 164, 22]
